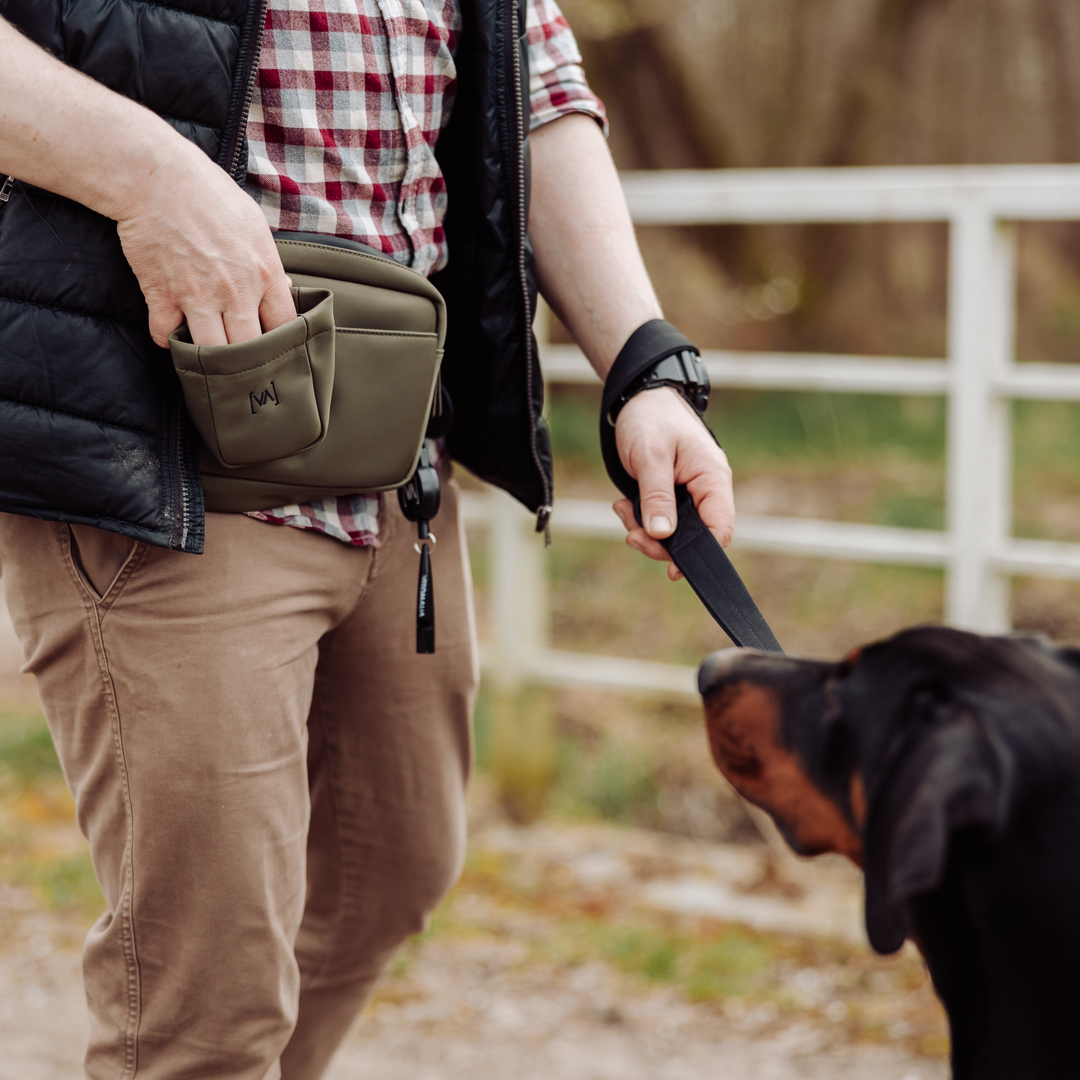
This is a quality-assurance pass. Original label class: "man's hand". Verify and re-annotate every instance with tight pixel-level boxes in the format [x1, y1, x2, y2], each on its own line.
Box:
[612, 387, 734, 581]
[0, 15, 294, 349]
[117, 140, 295, 348]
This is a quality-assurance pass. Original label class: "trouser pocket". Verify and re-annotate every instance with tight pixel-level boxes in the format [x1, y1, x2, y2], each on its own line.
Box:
[67, 523, 140, 602]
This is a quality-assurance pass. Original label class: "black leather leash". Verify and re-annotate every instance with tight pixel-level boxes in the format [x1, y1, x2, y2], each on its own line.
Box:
[600, 321, 783, 654]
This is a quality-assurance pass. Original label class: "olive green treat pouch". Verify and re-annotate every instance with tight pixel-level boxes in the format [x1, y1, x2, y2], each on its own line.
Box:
[169, 287, 335, 468]
[168, 233, 446, 513]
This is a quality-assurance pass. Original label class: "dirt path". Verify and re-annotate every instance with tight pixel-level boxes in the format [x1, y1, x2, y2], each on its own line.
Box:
[0, 819, 948, 1080]
[0, 881, 945, 1080]
[0, 885, 88, 1080]
[326, 944, 944, 1080]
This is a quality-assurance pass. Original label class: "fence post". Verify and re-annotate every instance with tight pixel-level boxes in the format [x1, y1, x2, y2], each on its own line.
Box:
[489, 489, 548, 687]
[945, 210, 1016, 631]
[486, 490, 553, 819]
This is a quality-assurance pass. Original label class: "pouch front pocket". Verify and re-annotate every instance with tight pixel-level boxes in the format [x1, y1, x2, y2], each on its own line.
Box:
[169, 288, 335, 468]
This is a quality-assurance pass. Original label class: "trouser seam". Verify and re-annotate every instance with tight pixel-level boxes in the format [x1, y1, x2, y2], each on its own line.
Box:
[297, 682, 349, 993]
[300, 511, 391, 986]
[59, 526, 142, 1077]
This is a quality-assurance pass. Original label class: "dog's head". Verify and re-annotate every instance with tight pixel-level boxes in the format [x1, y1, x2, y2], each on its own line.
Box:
[699, 626, 1080, 953]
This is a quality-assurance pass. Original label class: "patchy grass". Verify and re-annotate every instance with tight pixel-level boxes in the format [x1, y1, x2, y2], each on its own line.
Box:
[0, 710, 62, 782]
[0, 711, 103, 919]
[381, 846, 949, 1059]
[7, 852, 101, 913]
[473, 685, 755, 839]
[549, 733, 661, 827]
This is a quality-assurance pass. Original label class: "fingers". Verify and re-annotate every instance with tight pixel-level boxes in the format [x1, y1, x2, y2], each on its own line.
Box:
[221, 264, 294, 343]
[686, 449, 736, 549]
[147, 299, 187, 350]
[612, 386, 736, 581]
[222, 306, 264, 346]
[184, 311, 229, 347]
[259, 275, 298, 335]
[144, 262, 293, 349]
[147, 295, 229, 348]
[614, 388, 681, 539]
[613, 500, 685, 580]
[613, 499, 666, 558]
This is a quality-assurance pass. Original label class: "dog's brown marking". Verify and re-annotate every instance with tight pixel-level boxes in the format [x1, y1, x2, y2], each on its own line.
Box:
[843, 645, 864, 665]
[704, 681, 863, 865]
[849, 772, 868, 828]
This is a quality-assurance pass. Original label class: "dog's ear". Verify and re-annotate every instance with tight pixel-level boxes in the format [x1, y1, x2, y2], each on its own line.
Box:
[863, 704, 1012, 954]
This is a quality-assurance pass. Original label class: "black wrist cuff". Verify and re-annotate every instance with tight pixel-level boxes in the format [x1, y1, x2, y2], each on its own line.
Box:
[602, 320, 699, 423]
[599, 319, 711, 504]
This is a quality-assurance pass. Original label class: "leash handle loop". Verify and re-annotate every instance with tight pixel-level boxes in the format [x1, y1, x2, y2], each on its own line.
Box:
[600, 321, 783, 654]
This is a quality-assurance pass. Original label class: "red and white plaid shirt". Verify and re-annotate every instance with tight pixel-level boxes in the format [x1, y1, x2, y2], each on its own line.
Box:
[244, 0, 605, 545]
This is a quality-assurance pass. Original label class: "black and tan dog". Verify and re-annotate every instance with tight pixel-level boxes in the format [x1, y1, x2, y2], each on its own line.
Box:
[698, 625, 1080, 1080]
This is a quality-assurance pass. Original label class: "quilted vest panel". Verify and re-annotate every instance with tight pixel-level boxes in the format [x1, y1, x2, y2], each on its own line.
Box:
[0, 0, 264, 552]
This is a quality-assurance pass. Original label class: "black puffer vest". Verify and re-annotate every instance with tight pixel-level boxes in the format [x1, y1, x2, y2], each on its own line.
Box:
[0, 0, 551, 553]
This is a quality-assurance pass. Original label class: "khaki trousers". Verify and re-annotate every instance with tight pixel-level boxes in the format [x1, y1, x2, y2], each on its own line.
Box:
[0, 483, 477, 1080]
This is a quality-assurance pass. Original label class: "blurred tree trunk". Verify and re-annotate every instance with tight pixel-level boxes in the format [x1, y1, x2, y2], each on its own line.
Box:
[559, 0, 1080, 361]
[565, 0, 1080, 168]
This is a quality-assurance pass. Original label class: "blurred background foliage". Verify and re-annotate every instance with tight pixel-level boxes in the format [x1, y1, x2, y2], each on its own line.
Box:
[464, 0, 1080, 824]
[556, 0, 1080, 363]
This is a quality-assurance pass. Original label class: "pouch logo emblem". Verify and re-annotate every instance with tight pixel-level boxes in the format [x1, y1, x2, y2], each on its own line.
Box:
[250, 382, 280, 413]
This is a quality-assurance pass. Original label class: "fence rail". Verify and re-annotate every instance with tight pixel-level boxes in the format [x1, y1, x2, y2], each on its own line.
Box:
[463, 165, 1080, 699]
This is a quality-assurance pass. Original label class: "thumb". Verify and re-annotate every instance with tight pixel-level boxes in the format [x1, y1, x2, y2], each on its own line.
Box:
[634, 449, 678, 539]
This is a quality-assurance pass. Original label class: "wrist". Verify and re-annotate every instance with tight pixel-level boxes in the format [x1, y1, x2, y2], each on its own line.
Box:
[93, 113, 196, 223]
[599, 318, 716, 504]
[602, 319, 709, 426]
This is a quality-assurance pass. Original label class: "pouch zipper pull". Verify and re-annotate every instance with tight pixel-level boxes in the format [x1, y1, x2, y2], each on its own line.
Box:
[415, 523, 436, 654]
[397, 441, 442, 654]
[0, 175, 15, 204]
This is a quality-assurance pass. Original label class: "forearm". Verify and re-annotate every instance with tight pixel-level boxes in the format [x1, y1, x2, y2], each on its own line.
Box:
[0, 16, 293, 347]
[529, 111, 733, 559]
[528, 113, 662, 376]
[0, 16, 195, 221]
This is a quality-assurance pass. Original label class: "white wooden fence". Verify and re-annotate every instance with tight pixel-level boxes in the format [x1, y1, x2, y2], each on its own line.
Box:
[463, 165, 1080, 700]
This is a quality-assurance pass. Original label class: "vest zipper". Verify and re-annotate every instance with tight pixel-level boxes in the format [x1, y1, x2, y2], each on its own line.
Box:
[224, 0, 270, 182]
[510, 2, 552, 538]
[172, 0, 267, 551]
[0, 175, 15, 221]
[171, 395, 196, 552]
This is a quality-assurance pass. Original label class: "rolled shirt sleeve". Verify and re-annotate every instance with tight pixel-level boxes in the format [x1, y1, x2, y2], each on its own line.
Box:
[526, 0, 608, 133]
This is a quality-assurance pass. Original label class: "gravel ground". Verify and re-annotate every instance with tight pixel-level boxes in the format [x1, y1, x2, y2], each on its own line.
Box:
[0, 885, 88, 1080]
[0, 880, 946, 1080]
[0, 819, 948, 1080]
[326, 942, 945, 1080]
